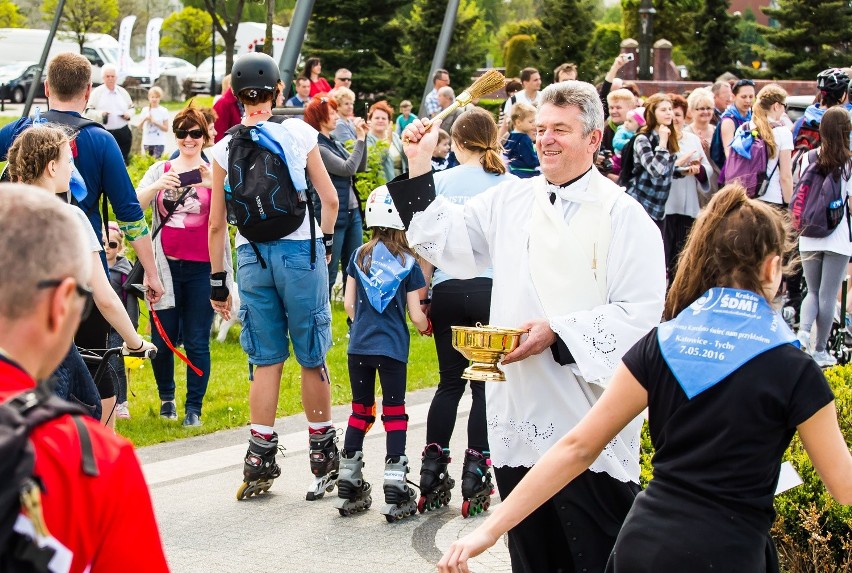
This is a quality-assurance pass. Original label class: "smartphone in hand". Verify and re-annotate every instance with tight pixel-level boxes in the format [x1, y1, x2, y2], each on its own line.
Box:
[177, 169, 202, 187]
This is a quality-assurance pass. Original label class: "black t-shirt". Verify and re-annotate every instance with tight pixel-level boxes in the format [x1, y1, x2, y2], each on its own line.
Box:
[622, 328, 834, 515]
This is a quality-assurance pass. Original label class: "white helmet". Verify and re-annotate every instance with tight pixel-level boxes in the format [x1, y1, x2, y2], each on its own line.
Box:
[365, 185, 404, 230]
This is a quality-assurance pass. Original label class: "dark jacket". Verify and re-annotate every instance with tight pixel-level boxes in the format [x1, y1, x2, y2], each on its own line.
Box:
[315, 133, 367, 219]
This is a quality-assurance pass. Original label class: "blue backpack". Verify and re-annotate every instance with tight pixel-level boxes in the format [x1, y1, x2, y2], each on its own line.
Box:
[710, 112, 747, 168]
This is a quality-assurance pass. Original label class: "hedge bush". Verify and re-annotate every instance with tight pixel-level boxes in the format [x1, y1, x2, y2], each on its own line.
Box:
[638, 363, 852, 571]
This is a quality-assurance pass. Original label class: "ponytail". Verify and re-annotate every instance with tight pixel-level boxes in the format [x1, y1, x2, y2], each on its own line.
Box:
[752, 84, 788, 159]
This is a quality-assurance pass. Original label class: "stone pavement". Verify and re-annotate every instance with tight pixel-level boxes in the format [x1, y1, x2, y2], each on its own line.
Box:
[138, 387, 512, 573]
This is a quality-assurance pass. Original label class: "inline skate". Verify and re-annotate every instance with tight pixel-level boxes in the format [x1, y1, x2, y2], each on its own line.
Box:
[379, 455, 418, 522]
[236, 432, 283, 500]
[306, 426, 340, 500]
[417, 443, 454, 513]
[333, 450, 372, 516]
[460, 449, 493, 518]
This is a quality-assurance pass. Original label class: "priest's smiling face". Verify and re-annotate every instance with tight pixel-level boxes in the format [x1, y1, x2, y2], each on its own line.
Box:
[535, 103, 602, 186]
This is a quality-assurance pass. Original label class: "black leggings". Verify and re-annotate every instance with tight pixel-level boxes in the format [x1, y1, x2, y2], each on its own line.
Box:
[425, 278, 491, 453]
[345, 354, 408, 458]
[495, 466, 640, 573]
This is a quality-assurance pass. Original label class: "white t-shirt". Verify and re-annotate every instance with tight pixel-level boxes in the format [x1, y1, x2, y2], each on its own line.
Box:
[502, 90, 542, 117]
[67, 203, 102, 253]
[89, 85, 133, 130]
[797, 150, 852, 257]
[210, 119, 320, 247]
[141, 106, 171, 146]
[758, 124, 794, 205]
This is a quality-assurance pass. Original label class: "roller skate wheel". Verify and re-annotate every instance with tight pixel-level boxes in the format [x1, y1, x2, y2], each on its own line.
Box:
[483, 500, 490, 511]
[236, 482, 250, 501]
[365, 496, 372, 509]
[306, 491, 318, 501]
[385, 514, 399, 523]
[461, 500, 471, 518]
[417, 496, 426, 513]
[325, 482, 336, 493]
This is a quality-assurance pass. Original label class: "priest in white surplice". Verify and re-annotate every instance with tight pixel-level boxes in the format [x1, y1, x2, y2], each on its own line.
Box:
[390, 81, 665, 573]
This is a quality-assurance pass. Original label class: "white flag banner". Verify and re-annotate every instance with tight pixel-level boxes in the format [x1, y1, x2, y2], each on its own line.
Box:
[145, 18, 164, 79]
[117, 15, 136, 77]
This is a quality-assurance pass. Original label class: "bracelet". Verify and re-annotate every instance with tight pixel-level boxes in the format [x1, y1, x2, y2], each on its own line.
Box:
[127, 340, 145, 351]
[420, 298, 431, 304]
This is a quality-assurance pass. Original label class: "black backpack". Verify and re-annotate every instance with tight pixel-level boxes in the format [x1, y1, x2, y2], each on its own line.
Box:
[225, 117, 308, 244]
[0, 385, 97, 572]
[616, 134, 640, 188]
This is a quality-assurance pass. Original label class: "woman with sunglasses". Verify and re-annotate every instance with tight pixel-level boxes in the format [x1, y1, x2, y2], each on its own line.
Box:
[136, 105, 219, 427]
[6, 123, 155, 426]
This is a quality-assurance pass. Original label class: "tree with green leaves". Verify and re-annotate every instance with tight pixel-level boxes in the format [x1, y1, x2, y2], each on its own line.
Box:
[0, 0, 25, 28]
[761, 0, 852, 79]
[588, 23, 623, 81]
[161, 7, 215, 66]
[304, 0, 408, 101]
[503, 34, 536, 78]
[686, 0, 736, 80]
[621, 0, 702, 52]
[537, 0, 595, 76]
[42, 0, 118, 50]
[732, 9, 768, 71]
[394, 0, 489, 104]
[183, 0, 247, 74]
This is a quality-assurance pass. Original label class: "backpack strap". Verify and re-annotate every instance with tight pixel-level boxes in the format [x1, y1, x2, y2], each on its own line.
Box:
[40, 111, 104, 132]
[71, 416, 98, 477]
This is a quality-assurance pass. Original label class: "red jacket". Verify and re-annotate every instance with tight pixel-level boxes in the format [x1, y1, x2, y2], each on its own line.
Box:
[1, 359, 170, 572]
[213, 89, 242, 143]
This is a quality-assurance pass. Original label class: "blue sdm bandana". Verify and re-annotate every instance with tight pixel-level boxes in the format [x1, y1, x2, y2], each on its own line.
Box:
[355, 241, 414, 313]
[658, 288, 798, 399]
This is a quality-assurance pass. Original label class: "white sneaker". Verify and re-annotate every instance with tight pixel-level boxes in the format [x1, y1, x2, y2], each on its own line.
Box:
[812, 350, 838, 368]
[115, 401, 131, 419]
[796, 330, 811, 353]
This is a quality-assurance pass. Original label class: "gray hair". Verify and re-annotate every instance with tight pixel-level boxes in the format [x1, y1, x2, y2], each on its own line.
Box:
[687, 87, 714, 111]
[0, 185, 88, 319]
[540, 80, 604, 136]
[438, 86, 455, 99]
[331, 87, 355, 104]
[101, 63, 117, 76]
[711, 80, 730, 95]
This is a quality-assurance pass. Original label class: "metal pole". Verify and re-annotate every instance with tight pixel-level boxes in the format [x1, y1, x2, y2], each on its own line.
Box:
[278, 0, 315, 92]
[23, 0, 66, 118]
[638, 0, 655, 81]
[210, 0, 216, 96]
[418, 0, 459, 119]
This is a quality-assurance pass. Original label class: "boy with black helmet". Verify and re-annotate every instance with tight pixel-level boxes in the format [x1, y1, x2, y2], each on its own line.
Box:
[207, 52, 342, 501]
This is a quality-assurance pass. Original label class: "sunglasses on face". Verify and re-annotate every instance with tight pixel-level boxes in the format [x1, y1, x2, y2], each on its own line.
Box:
[336, 77, 352, 82]
[695, 107, 713, 112]
[37, 278, 94, 320]
[106, 241, 119, 249]
[175, 128, 205, 140]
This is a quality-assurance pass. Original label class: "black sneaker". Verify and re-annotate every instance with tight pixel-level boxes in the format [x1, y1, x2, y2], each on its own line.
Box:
[160, 401, 177, 420]
[182, 412, 202, 427]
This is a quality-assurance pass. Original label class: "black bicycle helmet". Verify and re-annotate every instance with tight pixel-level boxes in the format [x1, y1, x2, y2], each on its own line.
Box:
[231, 52, 280, 95]
[816, 68, 849, 99]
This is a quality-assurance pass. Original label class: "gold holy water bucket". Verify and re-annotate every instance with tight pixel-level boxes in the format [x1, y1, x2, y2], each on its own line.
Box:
[451, 323, 526, 382]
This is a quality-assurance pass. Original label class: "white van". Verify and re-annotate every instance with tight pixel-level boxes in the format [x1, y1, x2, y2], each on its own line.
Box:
[0, 28, 151, 87]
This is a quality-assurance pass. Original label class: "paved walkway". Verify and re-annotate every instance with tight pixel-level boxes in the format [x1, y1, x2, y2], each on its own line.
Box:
[138, 387, 512, 573]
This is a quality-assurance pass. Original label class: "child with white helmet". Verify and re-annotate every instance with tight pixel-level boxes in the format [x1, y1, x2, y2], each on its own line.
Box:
[335, 185, 430, 522]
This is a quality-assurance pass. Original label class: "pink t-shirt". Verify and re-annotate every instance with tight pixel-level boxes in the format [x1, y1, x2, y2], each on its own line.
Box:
[157, 162, 211, 262]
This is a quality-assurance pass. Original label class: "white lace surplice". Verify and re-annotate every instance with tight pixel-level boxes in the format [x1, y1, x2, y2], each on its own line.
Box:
[407, 171, 665, 483]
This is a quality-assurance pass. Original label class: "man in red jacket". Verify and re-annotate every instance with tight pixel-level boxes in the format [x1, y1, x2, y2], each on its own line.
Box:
[0, 184, 169, 573]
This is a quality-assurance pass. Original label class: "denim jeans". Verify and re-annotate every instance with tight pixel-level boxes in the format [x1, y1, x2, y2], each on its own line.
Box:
[327, 208, 364, 296]
[52, 343, 102, 419]
[151, 259, 214, 416]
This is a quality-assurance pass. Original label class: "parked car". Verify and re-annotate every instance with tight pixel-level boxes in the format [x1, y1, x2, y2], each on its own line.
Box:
[785, 94, 816, 124]
[0, 62, 46, 103]
[140, 56, 197, 88]
[187, 54, 228, 96]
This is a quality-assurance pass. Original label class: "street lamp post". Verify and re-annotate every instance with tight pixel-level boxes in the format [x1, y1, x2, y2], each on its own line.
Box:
[210, 0, 216, 96]
[638, 0, 656, 81]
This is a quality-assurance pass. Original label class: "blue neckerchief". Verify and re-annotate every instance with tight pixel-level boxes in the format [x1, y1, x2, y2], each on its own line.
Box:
[354, 241, 414, 313]
[250, 121, 308, 191]
[658, 288, 798, 399]
[730, 122, 757, 159]
[723, 104, 751, 126]
[29, 107, 88, 202]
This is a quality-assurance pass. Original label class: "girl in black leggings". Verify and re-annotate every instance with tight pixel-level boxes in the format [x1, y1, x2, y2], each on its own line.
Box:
[417, 108, 517, 516]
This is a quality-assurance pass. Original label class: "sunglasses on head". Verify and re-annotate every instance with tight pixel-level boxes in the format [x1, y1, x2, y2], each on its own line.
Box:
[37, 278, 94, 320]
[734, 79, 756, 88]
[175, 128, 205, 140]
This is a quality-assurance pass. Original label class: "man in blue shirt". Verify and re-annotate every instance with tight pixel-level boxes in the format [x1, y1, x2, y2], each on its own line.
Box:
[0, 53, 163, 302]
[285, 77, 311, 119]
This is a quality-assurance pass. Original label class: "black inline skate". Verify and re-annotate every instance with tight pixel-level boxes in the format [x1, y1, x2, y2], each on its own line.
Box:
[236, 432, 283, 500]
[306, 426, 340, 501]
[460, 449, 493, 518]
[417, 443, 454, 513]
[379, 455, 418, 522]
[333, 450, 372, 516]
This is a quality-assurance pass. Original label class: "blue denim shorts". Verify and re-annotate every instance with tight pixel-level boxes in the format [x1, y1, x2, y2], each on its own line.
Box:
[236, 239, 332, 368]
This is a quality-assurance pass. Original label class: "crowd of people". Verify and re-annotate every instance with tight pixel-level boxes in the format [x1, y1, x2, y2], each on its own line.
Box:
[2, 47, 852, 573]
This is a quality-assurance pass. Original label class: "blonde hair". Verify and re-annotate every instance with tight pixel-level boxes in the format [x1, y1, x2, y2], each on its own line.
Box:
[509, 102, 536, 131]
[332, 87, 355, 105]
[687, 87, 714, 111]
[7, 124, 70, 185]
[148, 86, 164, 98]
[752, 84, 787, 159]
[607, 88, 636, 106]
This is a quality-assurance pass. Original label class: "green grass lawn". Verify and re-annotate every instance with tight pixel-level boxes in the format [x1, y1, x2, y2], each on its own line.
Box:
[117, 301, 439, 447]
[161, 96, 214, 111]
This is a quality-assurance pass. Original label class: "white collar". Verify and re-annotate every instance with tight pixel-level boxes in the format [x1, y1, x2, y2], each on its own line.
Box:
[545, 168, 594, 203]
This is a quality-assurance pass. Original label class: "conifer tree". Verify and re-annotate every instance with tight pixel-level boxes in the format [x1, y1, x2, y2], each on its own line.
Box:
[687, 0, 737, 80]
[538, 0, 595, 75]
